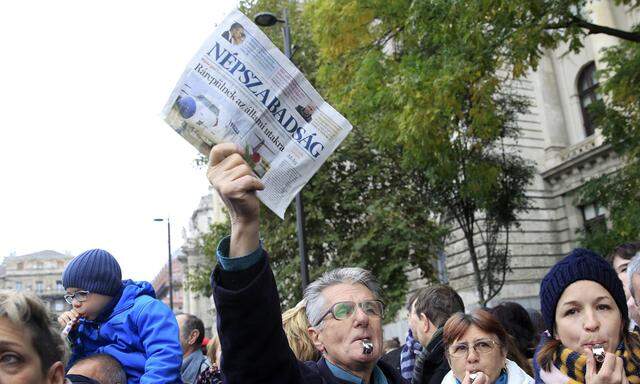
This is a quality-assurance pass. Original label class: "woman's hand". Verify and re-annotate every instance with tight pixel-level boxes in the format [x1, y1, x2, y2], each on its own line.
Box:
[586, 349, 629, 384]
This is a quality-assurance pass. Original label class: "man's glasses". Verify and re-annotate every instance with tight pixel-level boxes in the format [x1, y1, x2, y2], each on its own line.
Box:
[447, 339, 501, 358]
[64, 290, 90, 305]
[314, 300, 385, 326]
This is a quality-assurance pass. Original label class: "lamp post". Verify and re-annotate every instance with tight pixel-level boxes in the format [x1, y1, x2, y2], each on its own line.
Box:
[153, 217, 173, 310]
[254, 10, 310, 291]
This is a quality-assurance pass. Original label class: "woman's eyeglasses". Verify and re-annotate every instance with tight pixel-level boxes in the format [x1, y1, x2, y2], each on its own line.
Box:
[448, 339, 500, 358]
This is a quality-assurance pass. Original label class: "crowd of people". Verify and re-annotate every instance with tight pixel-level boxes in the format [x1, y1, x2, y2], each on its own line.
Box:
[1, 142, 639, 384]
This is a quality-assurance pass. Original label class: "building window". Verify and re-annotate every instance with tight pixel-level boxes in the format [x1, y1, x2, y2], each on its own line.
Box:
[35, 281, 44, 293]
[56, 280, 63, 292]
[17, 262, 24, 270]
[582, 203, 607, 234]
[577, 62, 601, 137]
[54, 301, 64, 312]
[15, 281, 22, 291]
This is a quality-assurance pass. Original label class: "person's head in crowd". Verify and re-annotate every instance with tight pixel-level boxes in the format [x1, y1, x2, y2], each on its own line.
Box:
[537, 248, 640, 381]
[526, 308, 545, 338]
[65, 354, 127, 384]
[0, 291, 66, 384]
[607, 242, 640, 300]
[305, 267, 385, 376]
[176, 313, 205, 358]
[443, 309, 532, 383]
[626, 251, 640, 305]
[206, 334, 222, 367]
[62, 249, 122, 320]
[383, 337, 400, 354]
[282, 299, 320, 362]
[489, 302, 536, 359]
[408, 285, 465, 347]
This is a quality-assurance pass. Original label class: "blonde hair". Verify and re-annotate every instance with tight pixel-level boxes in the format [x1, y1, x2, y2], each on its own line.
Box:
[282, 300, 320, 361]
[0, 290, 68, 371]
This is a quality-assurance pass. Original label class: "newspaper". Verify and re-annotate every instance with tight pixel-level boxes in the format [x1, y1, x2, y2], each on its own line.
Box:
[162, 10, 352, 219]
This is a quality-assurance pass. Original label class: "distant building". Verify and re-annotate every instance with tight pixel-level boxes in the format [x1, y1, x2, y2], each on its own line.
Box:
[151, 256, 184, 313]
[0, 250, 74, 316]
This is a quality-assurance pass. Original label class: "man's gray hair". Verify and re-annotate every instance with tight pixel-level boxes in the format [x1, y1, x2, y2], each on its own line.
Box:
[304, 267, 382, 328]
[627, 252, 640, 300]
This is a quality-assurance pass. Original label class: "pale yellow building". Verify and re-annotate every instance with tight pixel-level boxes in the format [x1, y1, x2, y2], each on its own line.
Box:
[0, 250, 74, 316]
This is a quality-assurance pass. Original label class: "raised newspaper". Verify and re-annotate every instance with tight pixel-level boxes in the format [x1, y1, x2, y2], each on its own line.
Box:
[162, 10, 352, 218]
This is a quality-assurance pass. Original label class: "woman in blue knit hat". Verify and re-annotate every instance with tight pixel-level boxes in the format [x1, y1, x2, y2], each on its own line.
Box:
[534, 248, 640, 383]
[57, 248, 182, 384]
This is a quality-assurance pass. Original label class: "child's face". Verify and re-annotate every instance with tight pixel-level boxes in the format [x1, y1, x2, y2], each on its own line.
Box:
[65, 288, 113, 320]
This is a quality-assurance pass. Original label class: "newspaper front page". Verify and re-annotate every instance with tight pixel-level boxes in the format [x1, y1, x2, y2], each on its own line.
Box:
[162, 10, 352, 218]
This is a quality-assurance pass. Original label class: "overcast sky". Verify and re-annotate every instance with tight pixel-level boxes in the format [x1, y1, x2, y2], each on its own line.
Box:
[0, 0, 239, 281]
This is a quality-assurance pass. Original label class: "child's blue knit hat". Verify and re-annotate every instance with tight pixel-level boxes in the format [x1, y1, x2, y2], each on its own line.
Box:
[540, 248, 627, 335]
[63, 249, 122, 296]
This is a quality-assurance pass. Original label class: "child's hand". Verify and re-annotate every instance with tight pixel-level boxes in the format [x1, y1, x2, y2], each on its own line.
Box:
[57, 308, 82, 328]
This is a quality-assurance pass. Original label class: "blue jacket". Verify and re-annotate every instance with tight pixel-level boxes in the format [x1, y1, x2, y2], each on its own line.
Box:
[68, 280, 182, 384]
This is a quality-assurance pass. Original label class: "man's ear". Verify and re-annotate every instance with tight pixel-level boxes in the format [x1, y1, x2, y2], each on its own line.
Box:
[419, 313, 431, 334]
[189, 329, 200, 345]
[46, 361, 65, 384]
[308, 326, 325, 354]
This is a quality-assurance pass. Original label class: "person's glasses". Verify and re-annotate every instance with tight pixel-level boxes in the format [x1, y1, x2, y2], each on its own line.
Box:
[448, 339, 501, 358]
[314, 300, 385, 326]
[64, 290, 90, 305]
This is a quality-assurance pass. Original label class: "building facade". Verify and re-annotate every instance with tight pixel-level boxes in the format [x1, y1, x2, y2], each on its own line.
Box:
[384, 0, 639, 340]
[150, 255, 184, 313]
[0, 250, 74, 316]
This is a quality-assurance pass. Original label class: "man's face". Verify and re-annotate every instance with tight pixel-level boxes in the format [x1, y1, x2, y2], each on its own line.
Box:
[612, 256, 631, 299]
[0, 317, 64, 384]
[310, 283, 384, 373]
[65, 288, 112, 320]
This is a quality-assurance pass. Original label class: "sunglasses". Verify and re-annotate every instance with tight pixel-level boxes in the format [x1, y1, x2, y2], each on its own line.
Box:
[314, 300, 385, 326]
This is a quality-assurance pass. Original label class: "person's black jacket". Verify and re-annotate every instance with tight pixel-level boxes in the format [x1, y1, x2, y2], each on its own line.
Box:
[380, 347, 402, 377]
[211, 252, 406, 384]
[411, 328, 449, 384]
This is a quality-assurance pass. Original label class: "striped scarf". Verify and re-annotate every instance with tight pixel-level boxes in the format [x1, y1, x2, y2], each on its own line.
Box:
[552, 342, 640, 383]
[400, 329, 422, 380]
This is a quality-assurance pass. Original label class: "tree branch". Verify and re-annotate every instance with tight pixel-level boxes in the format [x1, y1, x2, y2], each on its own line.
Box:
[546, 16, 640, 43]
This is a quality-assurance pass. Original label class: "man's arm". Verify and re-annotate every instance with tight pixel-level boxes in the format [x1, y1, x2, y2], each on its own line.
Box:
[207, 143, 302, 384]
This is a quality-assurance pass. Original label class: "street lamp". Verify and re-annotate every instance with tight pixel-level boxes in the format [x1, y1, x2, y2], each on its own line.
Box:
[153, 217, 173, 310]
[254, 10, 310, 291]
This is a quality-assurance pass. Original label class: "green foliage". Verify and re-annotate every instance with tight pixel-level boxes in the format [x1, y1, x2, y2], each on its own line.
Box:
[306, 0, 536, 305]
[184, 221, 230, 297]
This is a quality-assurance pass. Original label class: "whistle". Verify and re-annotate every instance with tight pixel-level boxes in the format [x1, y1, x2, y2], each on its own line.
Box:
[362, 339, 373, 355]
[469, 373, 478, 383]
[61, 321, 74, 337]
[593, 344, 605, 371]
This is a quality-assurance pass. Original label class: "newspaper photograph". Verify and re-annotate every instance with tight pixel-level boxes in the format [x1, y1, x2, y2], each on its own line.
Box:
[162, 9, 352, 218]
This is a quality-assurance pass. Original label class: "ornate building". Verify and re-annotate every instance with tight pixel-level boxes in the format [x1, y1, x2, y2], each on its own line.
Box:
[0, 250, 74, 316]
[150, 255, 184, 313]
[385, 0, 639, 339]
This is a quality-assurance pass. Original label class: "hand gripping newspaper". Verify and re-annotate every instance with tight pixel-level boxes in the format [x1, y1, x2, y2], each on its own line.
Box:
[162, 10, 352, 218]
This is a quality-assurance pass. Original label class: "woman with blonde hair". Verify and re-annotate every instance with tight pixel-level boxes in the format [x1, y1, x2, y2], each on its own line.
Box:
[0, 290, 67, 384]
[282, 299, 320, 362]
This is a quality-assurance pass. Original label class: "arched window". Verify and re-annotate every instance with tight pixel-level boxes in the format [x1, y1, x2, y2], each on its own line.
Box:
[577, 62, 601, 137]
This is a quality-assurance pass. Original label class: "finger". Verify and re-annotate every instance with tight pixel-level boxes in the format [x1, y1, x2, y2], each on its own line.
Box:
[226, 163, 257, 182]
[217, 153, 250, 173]
[475, 372, 488, 384]
[598, 352, 617, 377]
[614, 356, 625, 383]
[460, 372, 471, 384]
[233, 174, 265, 192]
[209, 143, 244, 167]
[585, 348, 596, 378]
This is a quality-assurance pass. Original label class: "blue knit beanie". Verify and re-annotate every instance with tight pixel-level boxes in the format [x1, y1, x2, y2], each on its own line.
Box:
[63, 249, 122, 296]
[540, 248, 628, 336]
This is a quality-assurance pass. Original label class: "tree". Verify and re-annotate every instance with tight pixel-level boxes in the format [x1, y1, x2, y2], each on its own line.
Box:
[186, 0, 447, 319]
[305, 0, 536, 305]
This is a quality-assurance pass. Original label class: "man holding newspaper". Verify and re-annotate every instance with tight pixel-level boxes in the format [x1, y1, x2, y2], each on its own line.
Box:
[207, 142, 405, 384]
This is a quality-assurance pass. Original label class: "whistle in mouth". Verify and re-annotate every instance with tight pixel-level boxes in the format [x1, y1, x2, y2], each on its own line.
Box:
[469, 373, 478, 383]
[593, 344, 605, 367]
[362, 339, 373, 355]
